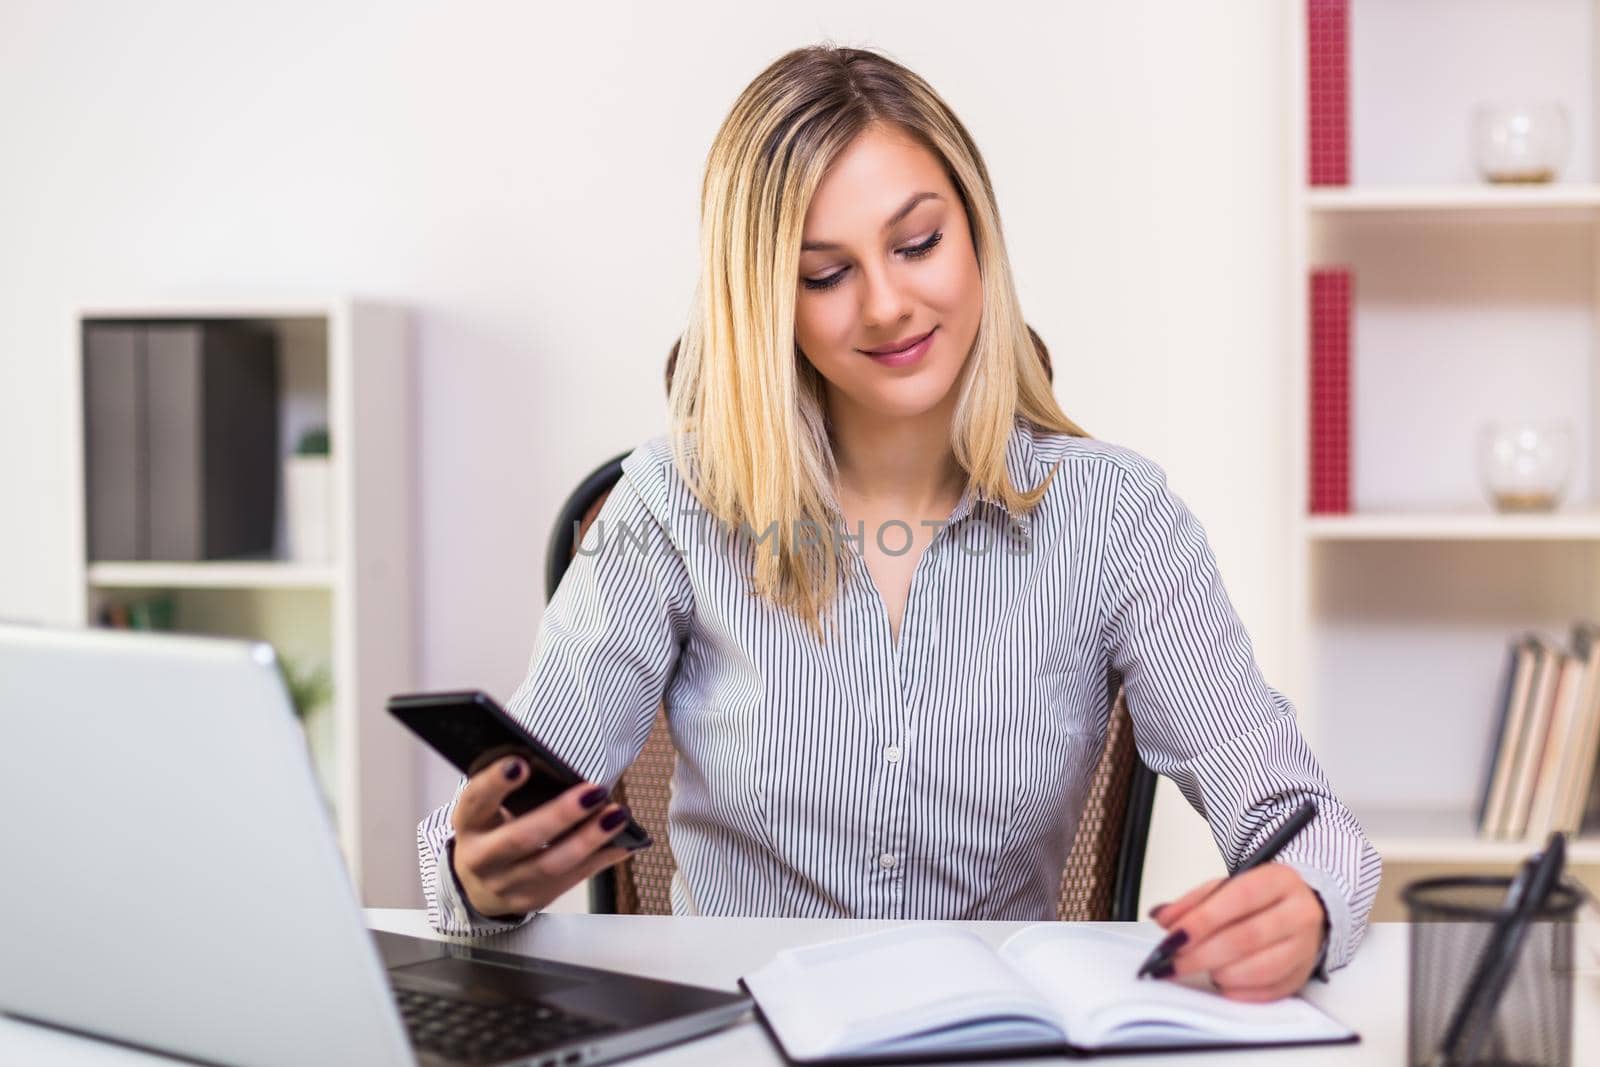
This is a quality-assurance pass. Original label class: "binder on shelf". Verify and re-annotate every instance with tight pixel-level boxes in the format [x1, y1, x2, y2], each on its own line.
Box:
[144, 324, 279, 560]
[83, 325, 146, 561]
[82, 321, 280, 562]
[1306, 0, 1349, 186]
[1308, 267, 1352, 514]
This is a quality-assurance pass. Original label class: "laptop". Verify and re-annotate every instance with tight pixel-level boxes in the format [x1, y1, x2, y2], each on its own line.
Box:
[0, 622, 750, 1067]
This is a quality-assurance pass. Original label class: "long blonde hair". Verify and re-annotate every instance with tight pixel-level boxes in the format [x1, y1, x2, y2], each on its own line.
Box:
[668, 44, 1088, 643]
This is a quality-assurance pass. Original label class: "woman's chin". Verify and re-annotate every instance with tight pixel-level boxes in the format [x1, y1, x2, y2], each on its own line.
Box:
[845, 378, 960, 421]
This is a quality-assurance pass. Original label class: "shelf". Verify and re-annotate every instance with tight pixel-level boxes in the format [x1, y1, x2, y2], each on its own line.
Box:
[1307, 184, 1600, 220]
[1305, 512, 1600, 542]
[87, 561, 338, 590]
[1360, 808, 1600, 865]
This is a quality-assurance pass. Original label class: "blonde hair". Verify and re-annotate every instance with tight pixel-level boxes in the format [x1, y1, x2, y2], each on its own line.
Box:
[668, 44, 1088, 643]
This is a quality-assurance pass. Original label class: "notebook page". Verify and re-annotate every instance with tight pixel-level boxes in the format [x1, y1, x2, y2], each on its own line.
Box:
[998, 925, 1353, 1049]
[742, 924, 1062, 1059]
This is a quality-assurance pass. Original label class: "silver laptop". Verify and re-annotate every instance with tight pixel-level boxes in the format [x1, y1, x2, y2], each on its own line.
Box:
[0, 622, 749, 1067]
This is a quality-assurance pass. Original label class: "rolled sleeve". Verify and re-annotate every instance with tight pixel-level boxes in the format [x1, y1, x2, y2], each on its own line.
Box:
[1099, 455, 1382, 974]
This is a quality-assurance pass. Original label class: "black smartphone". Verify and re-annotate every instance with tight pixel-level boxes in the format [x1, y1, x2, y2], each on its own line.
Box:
[387, 689, 651, 851]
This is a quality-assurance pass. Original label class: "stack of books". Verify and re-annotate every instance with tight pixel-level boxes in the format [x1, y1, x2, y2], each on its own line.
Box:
[1477, 624, 1600, 841]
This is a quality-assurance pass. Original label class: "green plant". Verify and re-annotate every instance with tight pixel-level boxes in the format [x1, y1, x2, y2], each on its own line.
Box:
[295, 426, 331, 456]
[277, 653, 333, 721]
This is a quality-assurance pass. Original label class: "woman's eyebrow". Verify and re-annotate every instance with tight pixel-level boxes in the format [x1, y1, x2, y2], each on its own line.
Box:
[801, 191, 942, 252]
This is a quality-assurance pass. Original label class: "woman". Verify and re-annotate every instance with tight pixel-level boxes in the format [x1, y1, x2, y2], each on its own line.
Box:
[419, 44, 1381, 1003]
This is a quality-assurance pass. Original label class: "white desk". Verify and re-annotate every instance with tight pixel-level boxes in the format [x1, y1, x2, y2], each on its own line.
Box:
[4, 911, 1597, 1064]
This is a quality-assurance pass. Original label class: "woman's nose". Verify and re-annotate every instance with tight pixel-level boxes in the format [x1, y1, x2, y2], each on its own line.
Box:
[859, 260, 912, 331]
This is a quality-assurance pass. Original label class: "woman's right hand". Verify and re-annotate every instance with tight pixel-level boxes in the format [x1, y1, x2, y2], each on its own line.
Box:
[449, 755, 633, 919]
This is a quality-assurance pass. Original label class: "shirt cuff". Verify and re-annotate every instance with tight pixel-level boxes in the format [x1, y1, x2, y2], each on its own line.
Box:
[1281, 859, 1342, 981]
[439, 835, 537, 936]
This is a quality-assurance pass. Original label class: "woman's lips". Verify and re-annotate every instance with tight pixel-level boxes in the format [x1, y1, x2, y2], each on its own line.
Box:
[861, 327, 936, 368]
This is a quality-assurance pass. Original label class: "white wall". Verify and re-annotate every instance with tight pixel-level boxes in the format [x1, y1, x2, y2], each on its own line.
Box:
[0, 1, 1291, 913]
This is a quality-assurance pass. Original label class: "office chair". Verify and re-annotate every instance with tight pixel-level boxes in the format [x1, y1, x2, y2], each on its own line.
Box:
[543, 330, 1159, 921]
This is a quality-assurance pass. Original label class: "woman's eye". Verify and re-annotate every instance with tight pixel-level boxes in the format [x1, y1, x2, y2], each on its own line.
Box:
[800, 230, 944, 292]
[901, 230, 943, 259]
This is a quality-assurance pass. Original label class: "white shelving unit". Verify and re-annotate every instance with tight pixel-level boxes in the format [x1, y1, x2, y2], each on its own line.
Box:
[1289, 0, 1600, 919]
[87, 561, 340, 589]
[1306, 511, 1600, 541]
[1308, 184, 1600, 219]
[67, 295, 419, 908]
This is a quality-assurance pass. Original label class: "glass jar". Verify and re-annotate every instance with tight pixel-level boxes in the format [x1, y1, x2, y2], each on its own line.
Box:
[1477, 422, 1574, 512]
[1472, 101, 1570, 184]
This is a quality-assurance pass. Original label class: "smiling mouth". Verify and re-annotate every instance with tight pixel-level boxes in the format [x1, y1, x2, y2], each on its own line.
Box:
[859, 327, 935, 356]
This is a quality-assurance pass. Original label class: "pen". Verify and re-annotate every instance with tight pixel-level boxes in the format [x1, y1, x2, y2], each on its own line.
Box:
[1136, 799, 1319, 979]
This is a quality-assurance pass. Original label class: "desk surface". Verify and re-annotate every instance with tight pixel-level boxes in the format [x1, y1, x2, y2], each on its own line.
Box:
[4, 911, 1597, 1065]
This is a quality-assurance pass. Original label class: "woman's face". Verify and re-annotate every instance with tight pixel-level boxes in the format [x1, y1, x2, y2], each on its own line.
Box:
[794, 123, 982, 422]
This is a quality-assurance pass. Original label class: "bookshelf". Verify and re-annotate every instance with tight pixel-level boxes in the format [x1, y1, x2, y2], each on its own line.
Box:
[1290, 0, 1600, 920]
[66, 295, 419, 908]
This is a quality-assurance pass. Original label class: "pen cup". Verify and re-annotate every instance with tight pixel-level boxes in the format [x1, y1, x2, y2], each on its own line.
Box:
[1402, 875, 1582, 1067]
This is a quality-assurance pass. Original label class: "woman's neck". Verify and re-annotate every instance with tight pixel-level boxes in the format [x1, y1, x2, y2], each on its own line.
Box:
[827, 390, 966, 517]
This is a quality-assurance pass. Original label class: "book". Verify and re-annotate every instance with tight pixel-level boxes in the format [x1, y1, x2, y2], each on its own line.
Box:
[1524, 646, 1588, 839]
[1475, 639, 1525, 832]
[1306, 0, 1350, 186]
[1481, 636, 1542, 838]
[739, 924, 1357, 1063]
[1308, 268, 1352, 515]
[1501, 639, 1565, 840]
[1557, 622, 1600, 834]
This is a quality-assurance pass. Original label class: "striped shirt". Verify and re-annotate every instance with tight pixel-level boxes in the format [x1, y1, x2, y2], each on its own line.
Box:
[418, 417, 1382, 974]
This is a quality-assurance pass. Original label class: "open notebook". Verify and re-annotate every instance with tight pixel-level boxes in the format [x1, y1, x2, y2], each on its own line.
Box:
[739, 924, 1358, 1062]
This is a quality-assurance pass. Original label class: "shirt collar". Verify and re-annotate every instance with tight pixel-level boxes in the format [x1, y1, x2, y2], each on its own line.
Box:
[946, 416, 1038, 536]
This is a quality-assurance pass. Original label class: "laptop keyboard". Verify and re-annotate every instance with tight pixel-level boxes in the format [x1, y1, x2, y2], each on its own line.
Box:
[394, 986, 616, 1064]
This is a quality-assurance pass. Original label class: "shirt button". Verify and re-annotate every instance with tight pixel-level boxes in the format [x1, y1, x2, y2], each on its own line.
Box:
[879, 852, 898, 870]
[884, 745, 901, 763]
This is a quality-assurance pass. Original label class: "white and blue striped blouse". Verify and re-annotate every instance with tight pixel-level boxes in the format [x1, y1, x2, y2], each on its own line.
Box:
[418, 416, 1381, 974]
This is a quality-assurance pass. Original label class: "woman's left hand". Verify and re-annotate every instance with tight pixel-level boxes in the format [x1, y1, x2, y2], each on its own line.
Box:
[1147, 863, 1328, 1002]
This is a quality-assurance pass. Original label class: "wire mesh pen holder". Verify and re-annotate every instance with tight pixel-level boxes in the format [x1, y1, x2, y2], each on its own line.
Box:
[1404, 875, 1584, 1067]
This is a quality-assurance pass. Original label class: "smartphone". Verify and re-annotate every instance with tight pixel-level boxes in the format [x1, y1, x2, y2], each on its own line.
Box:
[387, 689, 651, 851]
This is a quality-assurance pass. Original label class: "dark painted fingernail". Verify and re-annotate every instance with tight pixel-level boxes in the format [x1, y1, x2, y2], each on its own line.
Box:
[1149, 960, 1175, 979]
[1148, 902, 1169, 919]
[580, 786, 608, 809]
[1156, 929, 1188, 956]
[600, 807, 629, 831]
[503, 759, 524, 782]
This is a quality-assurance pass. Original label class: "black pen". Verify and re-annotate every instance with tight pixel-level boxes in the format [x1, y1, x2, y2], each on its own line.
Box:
[1136, 800, 1320, 979]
